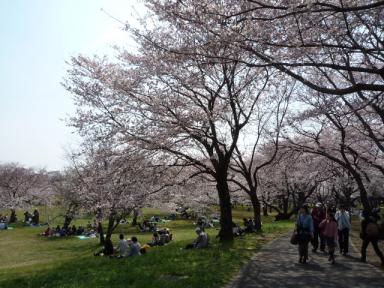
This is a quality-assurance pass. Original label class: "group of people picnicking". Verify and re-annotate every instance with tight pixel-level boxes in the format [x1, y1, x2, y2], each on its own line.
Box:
[94, 228, 175, 257]
[138, 220, 158, 233]
[40, 224, 97, 238]
[95, 234, 143, 257]
[294, 203, 384, 266]
[148, 228, 173, 246]
[23, 209, 40, 226]
[87, 213, 258, 257]
[0, 209, 42, 230]
[95, 222, 211, 258]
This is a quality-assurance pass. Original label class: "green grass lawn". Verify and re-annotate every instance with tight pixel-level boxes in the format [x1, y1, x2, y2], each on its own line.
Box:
[0, 207, 293, 288]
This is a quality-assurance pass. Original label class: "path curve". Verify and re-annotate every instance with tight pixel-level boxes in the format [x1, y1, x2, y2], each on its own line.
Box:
[227, 234, 384, 288]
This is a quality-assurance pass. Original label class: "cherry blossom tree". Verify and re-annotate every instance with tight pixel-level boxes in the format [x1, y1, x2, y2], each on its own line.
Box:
[283, 88, 383, 212]
[0, 163, 47, 223]
[228, 82, 291, 229]
[137, 2, 383, 215]
[50, 169, 83, 229]
[146, 1, 383, 95]
[64, 35, 272, 240]
[258, 149, 333, 220]
[69, 140, 177, 246]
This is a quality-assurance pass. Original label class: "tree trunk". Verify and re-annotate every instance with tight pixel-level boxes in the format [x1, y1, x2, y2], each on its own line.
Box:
[98, 222, 104, 245]
[63, 215, 73, 230]
[106, 212, 115, 242]
[216, 173, 234, 242]
[249, 192, 262, 230]
[352, 172, 371, 213]
[131, 208, 139, 226]
[9, 209, 16, 223]
[282, 198, 289, 216]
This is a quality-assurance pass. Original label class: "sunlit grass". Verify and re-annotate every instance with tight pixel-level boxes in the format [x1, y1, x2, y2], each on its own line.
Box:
[0, 207, 294, 288]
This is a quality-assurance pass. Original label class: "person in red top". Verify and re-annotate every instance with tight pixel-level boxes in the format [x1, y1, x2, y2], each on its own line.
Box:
[319, 211, 338, 264]
[311, 203, 326, 253]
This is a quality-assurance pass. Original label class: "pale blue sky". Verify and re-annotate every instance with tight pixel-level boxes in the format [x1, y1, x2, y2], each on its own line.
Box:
[0, 0, 144, 170]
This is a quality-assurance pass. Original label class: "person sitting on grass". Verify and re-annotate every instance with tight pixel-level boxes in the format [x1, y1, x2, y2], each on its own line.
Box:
[186, 227, 209, 249]
[243, 218, 254, 233]
[149, 232, 160, 246]
[159, 230, 167, 245]
[139, 220, 152, 232]
[59, 227, 67, 237]
[128, 236, 141, 256]
[85, 229, 97, 238]
[76, 226, 84, 235]
[24, 211, 31, 224]
[116, 234, 129, 258]
[232, 222, 244, 237]
[32, 209, 40, 225]
[165, 229, 172, 243]
[71, 225, 77, 235]
[140, 244, 151, 254]
[0, 221, 7, 230]
[41, 226, 51, 236]
[86, 221, 92, 229]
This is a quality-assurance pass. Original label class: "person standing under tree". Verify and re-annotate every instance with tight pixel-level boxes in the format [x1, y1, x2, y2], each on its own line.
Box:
[335, 205, 351, 255]
[296, 205, 314, 264]
[311, 203, 326, 253]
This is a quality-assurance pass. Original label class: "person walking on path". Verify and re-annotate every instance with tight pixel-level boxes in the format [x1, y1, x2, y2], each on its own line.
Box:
[311, 203, 326, 253]
[335, 205, 351, 255]
[319, 211, 338, 264]
[360, 210, 384, 267]
[296, 205, 314, 264]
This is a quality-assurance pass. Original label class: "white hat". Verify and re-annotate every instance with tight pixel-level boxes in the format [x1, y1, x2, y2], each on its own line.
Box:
[315, 203, 322, 207]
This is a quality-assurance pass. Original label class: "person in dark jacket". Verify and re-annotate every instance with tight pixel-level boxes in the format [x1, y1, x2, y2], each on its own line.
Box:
[360, 210, 384, 266]
[311, 203, 326, 252]
[32, 209, 39, 225]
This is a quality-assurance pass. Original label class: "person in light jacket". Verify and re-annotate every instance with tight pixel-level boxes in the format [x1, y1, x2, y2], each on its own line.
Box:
[296, 205, 314, 264]
[335, 205, 351, 255]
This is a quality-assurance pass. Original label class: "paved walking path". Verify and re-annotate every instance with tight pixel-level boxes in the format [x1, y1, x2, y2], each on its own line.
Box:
[227, 234, 384, 288]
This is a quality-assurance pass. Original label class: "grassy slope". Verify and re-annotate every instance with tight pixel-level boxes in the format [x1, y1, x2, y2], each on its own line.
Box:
[0, 207, 293, 288]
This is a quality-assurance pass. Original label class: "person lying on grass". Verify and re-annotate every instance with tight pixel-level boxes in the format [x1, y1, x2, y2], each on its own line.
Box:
[185, 227, 209, 249]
